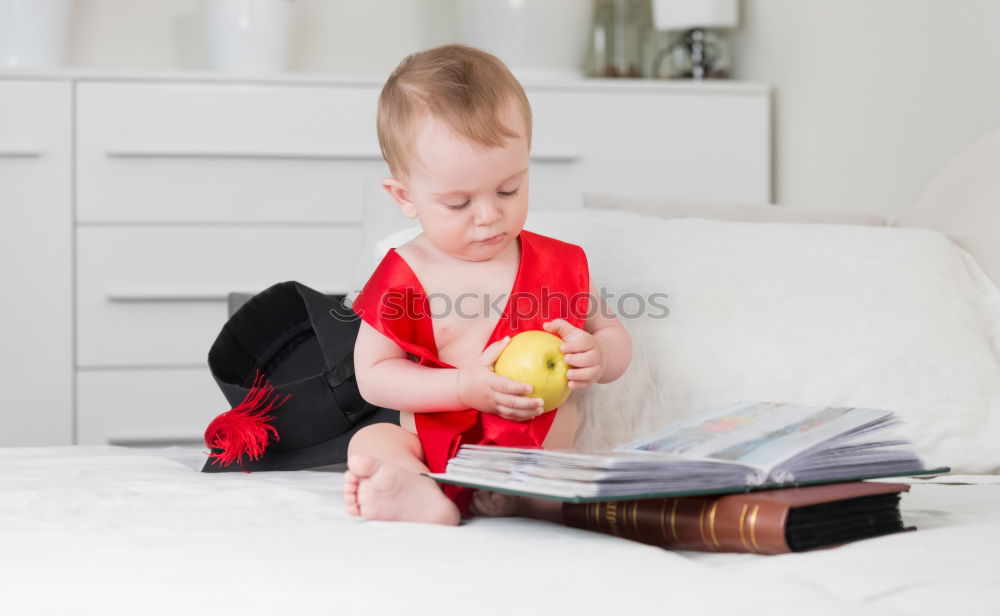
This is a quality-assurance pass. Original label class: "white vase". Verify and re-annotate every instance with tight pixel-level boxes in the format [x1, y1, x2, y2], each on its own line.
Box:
[456, 0, 596, 80]
[0, 0, 74, 68]
[206, 0, 296, 74]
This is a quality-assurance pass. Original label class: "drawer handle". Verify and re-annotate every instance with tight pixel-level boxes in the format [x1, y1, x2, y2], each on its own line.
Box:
[530, 150, 580, 163]
[0, 148, 44, 158]
[106, 289, 348, 302]
[107, 434, 205, 447]
[107, 290, 229, 302]
[105, 147, 383, 161]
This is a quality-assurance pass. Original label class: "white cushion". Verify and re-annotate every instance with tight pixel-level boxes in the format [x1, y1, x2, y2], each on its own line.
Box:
[895, 124, 1000, 289]
[363, 209, 1000, 474]
[584, 192, 889, 227]
[350, 176, 419, 299]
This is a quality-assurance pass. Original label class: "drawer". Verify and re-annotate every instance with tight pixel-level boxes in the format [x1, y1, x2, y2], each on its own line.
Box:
[0, 80, 74, 447]
[526, 85, 771, 205]
[76, 82, 386, 222]
[76, 226, 361, 367]
[77, 366, 223, 446]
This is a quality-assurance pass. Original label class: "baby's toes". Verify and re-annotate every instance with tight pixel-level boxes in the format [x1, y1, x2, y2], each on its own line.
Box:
[343, 471, 361, 515]
[344, 470, 359, 496]
[470, 490, 521, 517]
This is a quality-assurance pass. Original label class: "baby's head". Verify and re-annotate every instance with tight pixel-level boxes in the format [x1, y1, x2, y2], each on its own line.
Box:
[378, 44, 532, 261]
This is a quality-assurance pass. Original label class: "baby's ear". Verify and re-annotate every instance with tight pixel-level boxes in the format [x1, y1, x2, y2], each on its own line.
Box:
[382, 177, 418, 219]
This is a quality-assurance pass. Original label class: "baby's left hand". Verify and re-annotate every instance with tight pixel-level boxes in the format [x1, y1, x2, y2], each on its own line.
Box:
[542, 319, 605, 391]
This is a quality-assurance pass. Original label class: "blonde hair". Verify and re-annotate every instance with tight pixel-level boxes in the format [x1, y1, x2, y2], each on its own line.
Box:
[377, 44, 533, 179]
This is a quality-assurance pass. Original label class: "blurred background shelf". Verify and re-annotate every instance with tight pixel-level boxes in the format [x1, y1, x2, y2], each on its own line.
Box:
[0, 72, 771, 446]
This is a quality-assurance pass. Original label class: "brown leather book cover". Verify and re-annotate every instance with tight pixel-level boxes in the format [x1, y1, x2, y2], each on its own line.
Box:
[561, 481, 912, 554]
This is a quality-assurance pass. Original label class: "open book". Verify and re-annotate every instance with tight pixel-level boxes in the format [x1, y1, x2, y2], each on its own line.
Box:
[428, 401, 948, 502]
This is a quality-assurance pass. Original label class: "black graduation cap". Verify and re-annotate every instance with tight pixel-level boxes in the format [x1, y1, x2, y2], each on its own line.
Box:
[201, 281, 398, 472]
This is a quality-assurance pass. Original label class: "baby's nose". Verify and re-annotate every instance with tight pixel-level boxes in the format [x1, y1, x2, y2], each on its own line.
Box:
[474, 200, 502, 225]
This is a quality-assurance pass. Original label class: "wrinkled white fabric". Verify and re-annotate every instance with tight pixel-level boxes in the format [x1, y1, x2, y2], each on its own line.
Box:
[0, 445, 996, 616]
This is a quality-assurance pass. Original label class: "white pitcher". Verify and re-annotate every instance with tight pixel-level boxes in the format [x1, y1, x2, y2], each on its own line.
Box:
[456, 0, 596, 80]
[0, 0, 74, 68]
[206, 0, 296, 73]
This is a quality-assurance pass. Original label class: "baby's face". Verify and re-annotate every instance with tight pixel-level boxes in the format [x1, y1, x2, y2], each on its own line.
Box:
[396, 102, 530, 262]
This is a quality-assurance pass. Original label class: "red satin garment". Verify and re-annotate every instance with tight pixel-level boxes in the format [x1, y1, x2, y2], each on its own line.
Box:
[351, 230, 590, 515]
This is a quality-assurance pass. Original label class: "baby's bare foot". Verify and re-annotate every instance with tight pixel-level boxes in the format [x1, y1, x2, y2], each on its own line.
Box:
[470, 490, 522, 517]
[346, 455, 460, 525]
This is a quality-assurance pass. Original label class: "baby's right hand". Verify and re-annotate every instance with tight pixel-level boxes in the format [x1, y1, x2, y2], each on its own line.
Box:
[457, 337, 546, 421]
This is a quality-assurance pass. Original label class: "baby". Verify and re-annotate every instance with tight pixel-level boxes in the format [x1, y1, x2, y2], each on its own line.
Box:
[343, 44, 632, 525]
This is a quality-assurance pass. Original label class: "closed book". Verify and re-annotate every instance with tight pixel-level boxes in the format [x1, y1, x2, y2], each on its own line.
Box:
[561, 481, 913, 554]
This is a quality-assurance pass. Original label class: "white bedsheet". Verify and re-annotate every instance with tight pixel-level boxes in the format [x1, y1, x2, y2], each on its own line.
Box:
[1, 445, 997, 616]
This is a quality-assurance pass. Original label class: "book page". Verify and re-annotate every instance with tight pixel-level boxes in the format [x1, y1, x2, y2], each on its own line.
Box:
[430, 400, 929, 500]
[615, 401, 893, 471]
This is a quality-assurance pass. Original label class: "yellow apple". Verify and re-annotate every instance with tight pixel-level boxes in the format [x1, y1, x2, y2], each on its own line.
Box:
[493, 330, 571, 412]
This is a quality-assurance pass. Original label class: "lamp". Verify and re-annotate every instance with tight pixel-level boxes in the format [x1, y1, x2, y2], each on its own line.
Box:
[651, 0, 740, 79]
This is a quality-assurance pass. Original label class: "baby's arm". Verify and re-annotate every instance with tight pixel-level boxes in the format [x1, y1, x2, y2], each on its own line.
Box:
[354, 320, 544, 420]
[584, 279, 632, 384]
[354, 320, 461, 412]
[543, 279, 632, 388]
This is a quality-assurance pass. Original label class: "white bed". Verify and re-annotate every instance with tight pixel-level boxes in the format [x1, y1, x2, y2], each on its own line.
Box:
[3, 127, 1000, 615]
[1, 445, 997, 615]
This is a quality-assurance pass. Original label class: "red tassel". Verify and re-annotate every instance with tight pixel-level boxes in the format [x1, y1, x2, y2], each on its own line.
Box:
[204, 371, 291, 472]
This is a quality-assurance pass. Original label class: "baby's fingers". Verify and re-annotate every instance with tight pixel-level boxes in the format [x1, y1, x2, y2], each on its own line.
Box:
[488, 375, 543, 419]
[490, 374, 533, 396]
[495, 404, 544, 422]
[564, 348, 599, 368]
[495, 390, 544, 411]
[481, 336, 511, 367]
[567, 365, 602, 383]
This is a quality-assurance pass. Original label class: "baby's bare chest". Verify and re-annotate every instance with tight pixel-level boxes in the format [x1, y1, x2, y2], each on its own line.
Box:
[420, 271, 517, 368]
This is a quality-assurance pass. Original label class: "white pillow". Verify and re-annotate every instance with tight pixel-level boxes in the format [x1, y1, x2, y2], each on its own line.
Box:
[362, 209, 1000, 474]
[343, 224, 422, 311]
[895, 124, 1000, 289]
[584, 192, 890, 227]
[350, 176, 418, 300]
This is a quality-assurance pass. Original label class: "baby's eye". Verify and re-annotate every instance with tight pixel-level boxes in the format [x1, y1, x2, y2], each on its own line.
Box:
[446, 200, 470, 210]
[498, 188, 519, 198]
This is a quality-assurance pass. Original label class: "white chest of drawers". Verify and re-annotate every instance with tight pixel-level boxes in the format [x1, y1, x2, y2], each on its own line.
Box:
[0, 72, 771, 447]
